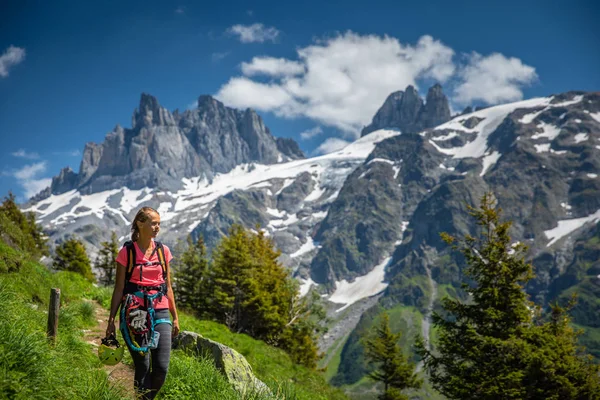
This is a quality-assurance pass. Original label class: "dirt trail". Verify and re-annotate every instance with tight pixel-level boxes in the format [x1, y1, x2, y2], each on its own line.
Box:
[83, 302, 135, 399]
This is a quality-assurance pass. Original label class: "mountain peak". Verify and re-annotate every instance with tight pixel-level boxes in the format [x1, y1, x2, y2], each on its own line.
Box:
[361, 84, 450, 137]
[132, 93, 175, 128]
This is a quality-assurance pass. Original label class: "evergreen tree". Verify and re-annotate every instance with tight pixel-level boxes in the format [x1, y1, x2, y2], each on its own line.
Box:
[53, 237, 95, 282]
[95, 231, 119, 286]
[174, 234, 209, 315]
[364, 312, 421, 400]
[207, 224, 325, 368]
[417, 193, 600, 399]
[0, 192, 49, 257]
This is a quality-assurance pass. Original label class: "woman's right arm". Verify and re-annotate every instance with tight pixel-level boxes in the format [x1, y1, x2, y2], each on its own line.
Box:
[106, 263, 126, 337]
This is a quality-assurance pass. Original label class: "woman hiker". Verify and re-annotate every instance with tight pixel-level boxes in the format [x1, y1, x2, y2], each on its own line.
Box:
[106, 206, 180, 399]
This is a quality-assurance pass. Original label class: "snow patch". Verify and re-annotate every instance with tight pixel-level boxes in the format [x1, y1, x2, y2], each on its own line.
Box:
[480, 151, 501, 176]
[329, 257, 391, 312]
[299, 277, 317, 297]
[573, 133, 589, 143]
[392, 165, 401, 179]
[534, 143, 551, 153]
[588, 173, 598, 179]
[589, 112, 600, 123]
[531, 123, 561, 140]
[266, 207, 286, 218]
[367, 158, 394, 166]
[560, 203, 572, 210]
[291, 236, 316, 258]
[431, 131, 459, 141]
[544, 209, 600, 247]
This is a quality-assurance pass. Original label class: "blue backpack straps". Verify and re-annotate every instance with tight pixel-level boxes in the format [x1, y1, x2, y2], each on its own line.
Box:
[120, 240, 171, 355]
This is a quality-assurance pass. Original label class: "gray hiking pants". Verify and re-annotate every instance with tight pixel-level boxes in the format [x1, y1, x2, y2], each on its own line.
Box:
[126, 309, 172, 400]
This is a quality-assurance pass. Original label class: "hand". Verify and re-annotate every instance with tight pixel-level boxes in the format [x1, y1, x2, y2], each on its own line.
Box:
[106, 320, 116, 338]
[172, 319, 180, 337]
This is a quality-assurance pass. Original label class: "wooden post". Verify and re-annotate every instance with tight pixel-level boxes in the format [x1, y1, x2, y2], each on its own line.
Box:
[47, 288, 60, 342]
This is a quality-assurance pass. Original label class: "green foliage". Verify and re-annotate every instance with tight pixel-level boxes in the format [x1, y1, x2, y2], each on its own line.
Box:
[94, 231, 119, 286]
[417, 193, 600, 399]
[0, 280, 126, 400]
[178, 315, 349, 400]
[196, 224, 326, 369]
[363, 312, 421, 400]
[173, 234, 210, 315]
[53, 237, 95, 282]
[0, 192, 49, 272]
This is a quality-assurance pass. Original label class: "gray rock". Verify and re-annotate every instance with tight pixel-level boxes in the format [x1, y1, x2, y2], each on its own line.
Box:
[360, 84, 451, 137]
[173, 331, 272, 396]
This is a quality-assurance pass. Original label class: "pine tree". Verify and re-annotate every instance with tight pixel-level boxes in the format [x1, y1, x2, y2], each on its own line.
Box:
[95, 231, 119, 286]
[364, 312, 421, 400]
[174, 234, 209, 315]
[0, 192, 49, 257]
[417, 193, 600, 399]
[53, 237, 95, 282]
[207, 224, 325, 368]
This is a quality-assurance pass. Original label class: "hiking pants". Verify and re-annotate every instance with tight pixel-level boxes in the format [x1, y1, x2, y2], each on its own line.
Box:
[126, 309, 172, 400]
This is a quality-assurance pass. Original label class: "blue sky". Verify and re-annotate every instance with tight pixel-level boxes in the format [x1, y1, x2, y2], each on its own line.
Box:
[1, 0, 599, 202]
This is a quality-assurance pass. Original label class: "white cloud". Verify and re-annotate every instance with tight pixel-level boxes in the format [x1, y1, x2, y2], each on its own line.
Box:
[227, 23, 280, 43]
[300, 126, 323, 140]
[216, 77, 295, 111]
[12, 162, 51, 199]
[11, 149, 39, 159]
[175, 6, 185, 14]
[14, 162, 47, 180]
[453, 52, 538, 105]
[216, 32, 455, 137]
[22, 178, 51, 199]
[0, 46, 26, 78]
[241, 57, 304, 77]
[215, 32, 536, 138]
[315, 138, 350, 155]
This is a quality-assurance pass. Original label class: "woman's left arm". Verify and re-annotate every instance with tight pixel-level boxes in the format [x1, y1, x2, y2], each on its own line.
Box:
[166, 262, 180, 336]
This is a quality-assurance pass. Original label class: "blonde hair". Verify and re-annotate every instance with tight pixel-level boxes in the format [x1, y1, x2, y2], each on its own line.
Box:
[131, 207, 159, 242]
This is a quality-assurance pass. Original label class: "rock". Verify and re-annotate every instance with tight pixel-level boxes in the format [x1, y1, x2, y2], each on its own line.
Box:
[172, 331, 272, 396]
[360, 84, 451, 137]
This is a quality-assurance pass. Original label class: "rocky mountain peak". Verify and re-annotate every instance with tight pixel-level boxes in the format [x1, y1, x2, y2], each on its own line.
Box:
[39, 92, 304, 200]
[132, 93, 175, 128]
[360, 84, 451, 137]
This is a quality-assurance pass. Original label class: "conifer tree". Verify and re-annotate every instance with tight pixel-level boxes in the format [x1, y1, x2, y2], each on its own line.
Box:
[208, 224, 326, 368]
[417, 193, 600, 399]
[53, 237, 95, 282]
[174, 234, 209, 315]
[0, 192, 49, 257]
[364, 312, 421, 400]
[95, 231, 119, 286]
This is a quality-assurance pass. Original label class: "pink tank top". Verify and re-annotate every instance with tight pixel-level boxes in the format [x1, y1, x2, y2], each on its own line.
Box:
[116, 241, 173, 310]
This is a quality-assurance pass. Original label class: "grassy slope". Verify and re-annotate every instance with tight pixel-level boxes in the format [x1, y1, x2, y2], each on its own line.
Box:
[0, 241, 347, 400]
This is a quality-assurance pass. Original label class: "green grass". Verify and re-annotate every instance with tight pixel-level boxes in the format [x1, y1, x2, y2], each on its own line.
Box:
[179, 315, 349, 400]
[1, 243, 348, 399]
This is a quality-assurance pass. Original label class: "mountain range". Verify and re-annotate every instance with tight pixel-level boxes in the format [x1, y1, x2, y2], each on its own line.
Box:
[23, 85, 600, 399]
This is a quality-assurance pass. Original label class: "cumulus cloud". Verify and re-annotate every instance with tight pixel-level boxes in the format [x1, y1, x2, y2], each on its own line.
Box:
[241, 57, 304, 77]
[216, 32, 455, 136]
[227, 23, 280, 43]
[12, 162, 51, 199]
[11, 149, 39, 159]
[315, 138, 350, 155]
[215, 31, 537, 138]
[0, 46, 26, 78]
[300, 126, 323, 140]
[174, 6, 185, 14]
[453, 52, 538, 105]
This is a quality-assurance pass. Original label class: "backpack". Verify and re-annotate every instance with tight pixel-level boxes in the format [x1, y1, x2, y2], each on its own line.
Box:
[119, 240, 171, 355]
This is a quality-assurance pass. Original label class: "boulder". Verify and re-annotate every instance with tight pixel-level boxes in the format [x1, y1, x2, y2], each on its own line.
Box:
[172, 331, 272, 396]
